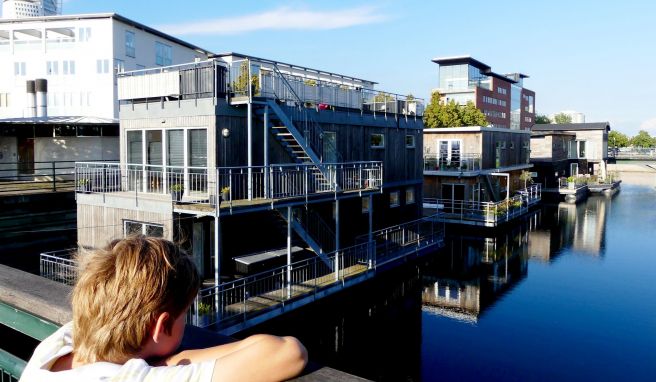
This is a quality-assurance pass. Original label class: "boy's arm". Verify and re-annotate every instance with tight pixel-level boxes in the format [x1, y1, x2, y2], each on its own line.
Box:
[159, 334, 307, 382]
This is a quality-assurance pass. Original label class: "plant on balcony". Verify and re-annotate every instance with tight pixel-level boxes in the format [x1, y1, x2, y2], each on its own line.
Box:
[304, 79, 317, 86]
[519, 170, 532, 188]
[170, 183, 184, 202]
[232, 61, 260, 96]
[221, 186, 230, 201]
[566, 176, 576, 190]
[197, 302, 212, 327]
[77, 178, 91, 193]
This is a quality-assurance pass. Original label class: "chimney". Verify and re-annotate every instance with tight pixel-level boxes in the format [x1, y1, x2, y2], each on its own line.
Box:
[25, 80, 36, 118]
[35, 78, 47, 118]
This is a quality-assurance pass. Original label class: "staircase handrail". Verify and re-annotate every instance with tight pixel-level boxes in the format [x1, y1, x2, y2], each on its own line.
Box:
[293, 208, 336, 253]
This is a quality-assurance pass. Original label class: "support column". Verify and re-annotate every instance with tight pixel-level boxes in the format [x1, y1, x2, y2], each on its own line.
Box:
[264, 105, 269, 198]
[334, 200, 340, 281]
[213, 216, 221, 287]
[287, 206, 292, 298]
[247, 102, 253, 200]
[368, 195, 374, 269]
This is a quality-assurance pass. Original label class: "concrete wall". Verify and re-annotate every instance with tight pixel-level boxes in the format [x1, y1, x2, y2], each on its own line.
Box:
[0, 136, 18, 178]
[575, 130, 606, 161]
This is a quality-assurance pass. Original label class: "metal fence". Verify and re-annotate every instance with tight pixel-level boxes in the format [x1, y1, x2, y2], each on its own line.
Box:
[424, 184, 541, 225]
[76, 161, 383, 207]
[0, 349, 23, 382]
[40, 248, 78, 286]
[191, 215, 444, 329]
[423, 152, 482, 172]
[0, 161, 78, 194]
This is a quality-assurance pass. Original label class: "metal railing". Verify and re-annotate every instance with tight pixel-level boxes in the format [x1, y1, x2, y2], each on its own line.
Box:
[0, 161, 79, 194]
[423, 152, 482, 172]
[290, 208, 336, 253]
[0, 349, 24, 382]
[609, 147, 656, 160]
[75, 161, 383, 206]
[191, 215, 444, 329]
[424, 184, 541, 225]
[40, 249, 78, 286]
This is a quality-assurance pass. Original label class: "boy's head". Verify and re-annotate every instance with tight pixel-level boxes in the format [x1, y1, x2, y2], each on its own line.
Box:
[72, 236, 200, 364]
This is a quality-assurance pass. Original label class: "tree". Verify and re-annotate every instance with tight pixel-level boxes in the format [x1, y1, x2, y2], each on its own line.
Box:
[423, 92, 488, 128]
[535, 114, 551, 124]
[373, 92, 395, 103]
[608, 131, 629, 148]
[630, 130, 656, 148]
[553, 113, 572, 124]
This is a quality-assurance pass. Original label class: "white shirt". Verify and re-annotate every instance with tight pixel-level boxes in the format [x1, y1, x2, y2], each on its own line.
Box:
[20, 322, 215, 382]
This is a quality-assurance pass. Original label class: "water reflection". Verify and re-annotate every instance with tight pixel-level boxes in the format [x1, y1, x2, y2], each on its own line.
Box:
[422, 221, 530, 323]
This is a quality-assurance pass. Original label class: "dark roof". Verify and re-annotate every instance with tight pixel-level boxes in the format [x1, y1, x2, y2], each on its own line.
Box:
[532, 122, 610, 132]
[431, 56, 490, 71]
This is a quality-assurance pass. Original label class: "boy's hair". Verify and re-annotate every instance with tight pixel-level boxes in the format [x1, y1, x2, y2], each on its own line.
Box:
[72, 235, 200, 364]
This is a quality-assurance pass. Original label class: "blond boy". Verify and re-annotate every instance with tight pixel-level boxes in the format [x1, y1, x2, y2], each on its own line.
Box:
[20, 236, 307, 381]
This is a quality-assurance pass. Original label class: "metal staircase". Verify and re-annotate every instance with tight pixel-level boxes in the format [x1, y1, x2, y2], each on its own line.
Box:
[276, 207, 335, 268]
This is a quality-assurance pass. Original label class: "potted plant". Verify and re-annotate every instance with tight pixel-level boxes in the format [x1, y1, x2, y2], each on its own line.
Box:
[566, 176, 576, 190]
[77, 178, 91, 193]
[197, 302, 212, 327]
[170, 183, 184, 202]
[221, 186, 230, 202]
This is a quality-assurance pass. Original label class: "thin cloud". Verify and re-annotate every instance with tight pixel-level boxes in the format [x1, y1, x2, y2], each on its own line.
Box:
[157, 5, 388, 36]
[640, 118, 656, 133]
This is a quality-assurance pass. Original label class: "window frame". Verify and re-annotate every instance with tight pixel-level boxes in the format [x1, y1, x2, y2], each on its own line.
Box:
[370, 133, 385, 149]
[123, 220, 164, 237]
[405, 135, 416, 149]
[405, 188, 415, 205]
[125, 30, 136, 58]
[389, 191, 400, 208]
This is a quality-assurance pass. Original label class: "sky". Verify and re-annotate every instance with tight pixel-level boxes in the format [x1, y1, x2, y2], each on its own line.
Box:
[32, 0, 656, 135]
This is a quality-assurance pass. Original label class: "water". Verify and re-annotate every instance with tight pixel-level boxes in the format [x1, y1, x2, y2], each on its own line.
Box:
[244, 173, 656, 381]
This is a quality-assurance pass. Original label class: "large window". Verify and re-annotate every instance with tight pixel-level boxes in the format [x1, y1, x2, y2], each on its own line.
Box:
[155, 42, 172, 66]
[124, 220, 164, 237]
[125, 31, 135, 57]
[127, 130, 143, 164]
[437, 139, 461, 168]
[189, 129, 207, 167]
[146, 130, 163, 167]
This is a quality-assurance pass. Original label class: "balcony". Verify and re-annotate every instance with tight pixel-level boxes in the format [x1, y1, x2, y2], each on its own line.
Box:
[117, 57, 424, 118]
[423, 184, 541, 227]
[424, 152, 482, 173]
[75, 161, 383, 212]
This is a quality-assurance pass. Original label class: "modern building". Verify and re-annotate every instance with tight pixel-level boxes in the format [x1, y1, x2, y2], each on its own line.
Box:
[532, 122, 610, 180]
[0, 13, 213, 178]
[529, 129, 576, 189]
[72, 54, 444, 332]
[1, 0, 61, 19]
[432, 56, 536, 130]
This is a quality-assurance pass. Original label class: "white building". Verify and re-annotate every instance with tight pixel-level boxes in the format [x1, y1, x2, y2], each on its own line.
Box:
[0, 13, 212, 120]
[2, 0, 62, 19]
[551, 110, 585, 124]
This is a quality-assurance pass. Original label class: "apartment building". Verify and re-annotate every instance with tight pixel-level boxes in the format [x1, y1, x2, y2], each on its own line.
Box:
[75, 54, 428, 290]
[0, 13, 212, 177]
[432, 56, 535, 130]
[2, 0, 61, 19]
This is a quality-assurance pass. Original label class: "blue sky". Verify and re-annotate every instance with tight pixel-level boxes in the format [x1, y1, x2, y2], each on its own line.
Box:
[56, 0, 656, 135]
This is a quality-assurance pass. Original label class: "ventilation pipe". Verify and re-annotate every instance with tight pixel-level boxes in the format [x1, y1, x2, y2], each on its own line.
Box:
[25, 80, 36, 118]
[35, 78, 47, 118]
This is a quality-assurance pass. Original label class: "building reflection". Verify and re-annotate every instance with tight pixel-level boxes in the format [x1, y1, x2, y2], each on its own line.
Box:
[421, 220, 531, 323]
[528, 195, 611, 261]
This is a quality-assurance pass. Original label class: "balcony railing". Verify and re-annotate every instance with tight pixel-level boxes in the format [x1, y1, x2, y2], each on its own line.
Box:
[424, 152, 482, 172]
[424, 184, 541, 225]
[117, 58, 424, 117]
[40, 249, 77, 286]
[75, 161, 383, 207]
[190, 215, 444, 329]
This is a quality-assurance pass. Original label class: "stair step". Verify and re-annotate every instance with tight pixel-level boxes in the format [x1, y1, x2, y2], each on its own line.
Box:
[276, 133, 293, 137]
[272, 126, 287, 129]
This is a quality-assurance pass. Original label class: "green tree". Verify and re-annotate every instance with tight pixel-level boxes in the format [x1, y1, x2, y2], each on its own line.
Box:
[232, 61, 259, 95]
[460, 101, 488, 126]
[535, 114, 551, 124]
[630, 130, 655, 148]
[423, 92, 488, 128]
[608, 130, 629, 148]
[553, 112, 572, 124]
[374, 92, 395, 103]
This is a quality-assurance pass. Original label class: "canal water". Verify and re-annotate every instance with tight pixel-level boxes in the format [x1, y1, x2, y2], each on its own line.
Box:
[243, 173, 656, 381]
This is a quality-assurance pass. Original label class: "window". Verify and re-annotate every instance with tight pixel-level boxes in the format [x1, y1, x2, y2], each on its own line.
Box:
[497, 86, 507, 95]
[125, 31, 135, 57]
[578, 141, 586, 158]
[124, 220, 164, 237]
[362, 197, 370, 213]
[78, 27, 91, 42]
[0, 93, 9, 108]
[14, 62, 26, 76]
[405, 135, 415, 148]
[46, 61, 59, 75]
[406, 188, 415, 204]
[390, 191, 400, 208]
[114, 59, 125, 74]
[127, 130, 143, 164]
[155, 42, 172, 66]
[96, 59, 109, 74]
[510, 142, 515, 149]
[62, 60, 75, 75]
[370, 133, 385, 149]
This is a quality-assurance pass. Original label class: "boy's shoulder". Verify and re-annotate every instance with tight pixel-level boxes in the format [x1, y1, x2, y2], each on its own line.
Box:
[20, 323, 215, 382]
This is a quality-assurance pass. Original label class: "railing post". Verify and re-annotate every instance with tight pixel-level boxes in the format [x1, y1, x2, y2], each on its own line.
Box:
[52, 161, 56, 192]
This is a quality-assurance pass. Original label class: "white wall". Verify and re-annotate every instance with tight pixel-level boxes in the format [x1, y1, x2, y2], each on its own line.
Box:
[0, 15, 209, 120]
